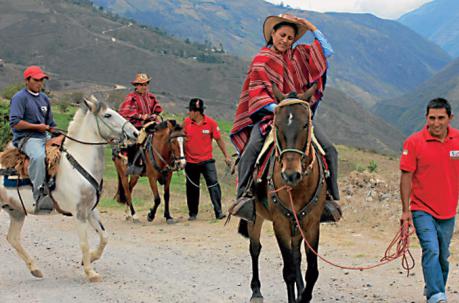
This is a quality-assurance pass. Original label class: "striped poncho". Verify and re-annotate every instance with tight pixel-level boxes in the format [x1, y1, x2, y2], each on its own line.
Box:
[230, 40, 328, 154]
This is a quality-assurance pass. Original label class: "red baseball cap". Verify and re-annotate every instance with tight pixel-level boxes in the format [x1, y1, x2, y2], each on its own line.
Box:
[23, 65, 49, 80]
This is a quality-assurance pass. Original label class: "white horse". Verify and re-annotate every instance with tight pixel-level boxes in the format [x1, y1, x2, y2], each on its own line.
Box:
[0, 96, 138, 282]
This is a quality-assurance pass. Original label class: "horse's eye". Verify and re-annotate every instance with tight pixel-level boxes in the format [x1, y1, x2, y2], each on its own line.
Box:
[304, 122, 308, 128]
[104, 113, 112, 118]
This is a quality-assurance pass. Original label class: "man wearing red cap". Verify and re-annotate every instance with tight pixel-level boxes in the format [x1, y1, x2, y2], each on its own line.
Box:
[118, 73, 163, 174]
[183, 98, 232, 220]
[9, 65, 56, 213]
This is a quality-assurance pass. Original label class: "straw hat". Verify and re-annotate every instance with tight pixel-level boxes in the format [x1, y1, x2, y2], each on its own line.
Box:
[131, 73, 151, 85]
[263, 14, 308, 43]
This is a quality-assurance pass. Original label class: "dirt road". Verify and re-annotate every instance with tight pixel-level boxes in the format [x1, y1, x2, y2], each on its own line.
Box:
[1, 205, 458, 303]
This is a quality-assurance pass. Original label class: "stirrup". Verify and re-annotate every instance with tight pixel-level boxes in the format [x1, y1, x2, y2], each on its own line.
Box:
[228, 196, 255, 222]
[320, 199, 342, 223]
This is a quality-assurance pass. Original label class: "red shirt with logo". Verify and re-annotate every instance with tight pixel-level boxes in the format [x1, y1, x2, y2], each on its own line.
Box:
[183, 115, 221, 164]
[400, 126, 459, 219]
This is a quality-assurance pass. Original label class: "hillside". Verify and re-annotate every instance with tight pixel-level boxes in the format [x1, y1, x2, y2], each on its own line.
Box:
[92, 0, 451, 106]
[373, 57, 459, 136]
[0, 0, 405, 153]
[399, 0, 459, 58]
[0, 0, 248, 111]
[316, 88, 404, 154]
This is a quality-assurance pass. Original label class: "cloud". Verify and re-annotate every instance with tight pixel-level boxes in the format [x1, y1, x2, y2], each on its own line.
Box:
[266, 0, 433, 19]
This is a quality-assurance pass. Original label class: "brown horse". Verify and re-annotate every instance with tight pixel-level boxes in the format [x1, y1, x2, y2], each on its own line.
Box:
[113, 120, 186, 223]
[238, 96, 327, 303]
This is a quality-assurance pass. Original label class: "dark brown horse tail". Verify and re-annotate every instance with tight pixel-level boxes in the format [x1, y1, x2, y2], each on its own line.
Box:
[114, 172, 127, 204]
[238, 219, 249, 238]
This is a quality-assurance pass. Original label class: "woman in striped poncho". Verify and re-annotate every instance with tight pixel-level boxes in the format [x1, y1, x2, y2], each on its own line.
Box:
[229, 14, 341, 222]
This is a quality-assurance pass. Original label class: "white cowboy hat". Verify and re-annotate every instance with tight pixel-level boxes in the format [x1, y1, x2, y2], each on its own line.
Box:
[263, 14, 308, 43]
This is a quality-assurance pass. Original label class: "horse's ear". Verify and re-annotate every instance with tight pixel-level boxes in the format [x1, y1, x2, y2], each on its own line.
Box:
[297, 83, 317, 102]
[169, 120, 177, 127]
[83, 95, 98, 112]
[271, 82, 286, 103]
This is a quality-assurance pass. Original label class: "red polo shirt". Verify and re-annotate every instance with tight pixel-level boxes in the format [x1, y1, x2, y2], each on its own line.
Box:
[183, 115, 221, 164]
[400, 125, 459, 219]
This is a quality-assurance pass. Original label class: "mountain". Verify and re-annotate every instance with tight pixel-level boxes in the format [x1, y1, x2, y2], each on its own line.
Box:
[316, 88, 404, 154]
[373, 57, 459, 136]
[0, 0, 405, 153]
[399, 0, 459, 58]
[0, 0, 248, 119]
[92, 0, 451, 107]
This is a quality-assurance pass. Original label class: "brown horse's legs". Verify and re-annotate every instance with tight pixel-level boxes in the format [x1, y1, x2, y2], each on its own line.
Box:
[248, 218, 264, 303]
[146, 173, 161, 222]
[298, 228, 320, 303]
[163, 172, 175, 223]
[274, 227, 297, 303]
[293, 238, 305, 295]
[114, 158, 137, 220]
[127, 176, 140, 219]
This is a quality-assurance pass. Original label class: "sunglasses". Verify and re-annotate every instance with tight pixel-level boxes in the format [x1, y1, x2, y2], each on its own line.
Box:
[135, 82, 149, 86]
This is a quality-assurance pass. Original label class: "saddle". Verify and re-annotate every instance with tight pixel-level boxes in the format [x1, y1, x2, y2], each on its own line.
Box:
[0, 135, 65, 182]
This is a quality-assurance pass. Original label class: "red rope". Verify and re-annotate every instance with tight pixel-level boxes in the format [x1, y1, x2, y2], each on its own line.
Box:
[271, 185, 416, 275]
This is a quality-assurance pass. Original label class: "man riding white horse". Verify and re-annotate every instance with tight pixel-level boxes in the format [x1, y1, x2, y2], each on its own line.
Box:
[9, 66, 56, 213]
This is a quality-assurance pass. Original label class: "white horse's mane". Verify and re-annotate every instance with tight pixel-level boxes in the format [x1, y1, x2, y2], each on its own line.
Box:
[66, 107, 86, 136]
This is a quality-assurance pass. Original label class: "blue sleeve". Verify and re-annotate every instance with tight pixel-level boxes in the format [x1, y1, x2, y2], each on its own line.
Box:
[9, 94, 25, 128]
[264, 103, 277, 112]
[313, 30, 334, 58]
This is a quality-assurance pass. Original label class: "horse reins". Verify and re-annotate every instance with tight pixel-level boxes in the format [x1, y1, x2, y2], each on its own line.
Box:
[273, 185, 416, 275]
[271, 98, 416, 275]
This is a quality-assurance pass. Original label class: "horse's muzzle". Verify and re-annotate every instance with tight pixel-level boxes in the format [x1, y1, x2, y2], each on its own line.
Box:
[281, 170, 302, 186]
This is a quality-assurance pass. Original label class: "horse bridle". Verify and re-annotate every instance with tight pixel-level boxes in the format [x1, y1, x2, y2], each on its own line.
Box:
[148, 127, 186, 172]
[273, 99, 316, 177]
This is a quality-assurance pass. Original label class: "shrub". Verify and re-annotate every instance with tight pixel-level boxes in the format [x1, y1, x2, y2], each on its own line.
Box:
[367, 160, 378, 173]
[1, 83, 23, 100]
[0, 100, 12, 151]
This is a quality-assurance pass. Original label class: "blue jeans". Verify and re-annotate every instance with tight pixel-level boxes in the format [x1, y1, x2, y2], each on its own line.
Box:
[412, 211, 456, 303]
[21, 137, 47, 199]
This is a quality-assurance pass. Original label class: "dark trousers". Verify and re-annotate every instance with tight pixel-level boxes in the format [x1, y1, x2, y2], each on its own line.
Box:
[314, 125, 340, 200]
[185, 160, 223, 218]
[236, 122, 340, 200]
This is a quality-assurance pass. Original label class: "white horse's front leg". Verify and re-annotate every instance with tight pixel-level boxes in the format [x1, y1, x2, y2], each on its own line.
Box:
[77, 220, 101, 282]
[88, 210, 108, 263]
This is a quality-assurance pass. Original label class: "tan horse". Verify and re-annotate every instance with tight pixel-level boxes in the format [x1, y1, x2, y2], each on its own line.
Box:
[238, 97, 327, 303]
[113, 120, 186, 223]
[0, 96, 138, 282]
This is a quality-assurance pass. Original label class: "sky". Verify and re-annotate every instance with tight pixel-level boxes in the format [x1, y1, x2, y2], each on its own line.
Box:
[265, 0, 433, 19]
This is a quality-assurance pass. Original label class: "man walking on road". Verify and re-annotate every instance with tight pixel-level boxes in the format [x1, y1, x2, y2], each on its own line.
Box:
[400, 98, 458, 303]
[183, 98, 232, 220]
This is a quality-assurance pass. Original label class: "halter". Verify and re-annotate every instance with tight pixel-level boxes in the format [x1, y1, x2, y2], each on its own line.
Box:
[147, 125, 186, 173]
[273, 99, 315, 176]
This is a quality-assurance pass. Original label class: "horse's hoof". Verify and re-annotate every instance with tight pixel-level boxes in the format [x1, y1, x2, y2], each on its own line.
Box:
[31, 269, 43, 278]
[88, 273, 102, 282]
[166, 218, 177, 224]
[250, 297, 263, 303]
[147, 213, 154, 222]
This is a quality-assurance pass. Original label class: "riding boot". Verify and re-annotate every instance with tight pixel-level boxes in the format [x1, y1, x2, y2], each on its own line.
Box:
[34, 185, 54, 214]
[127, 147, 144, 176]
[320, 145, 342, 223]
[229, 124, 265, 223]
[313, 125, 342, 223]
